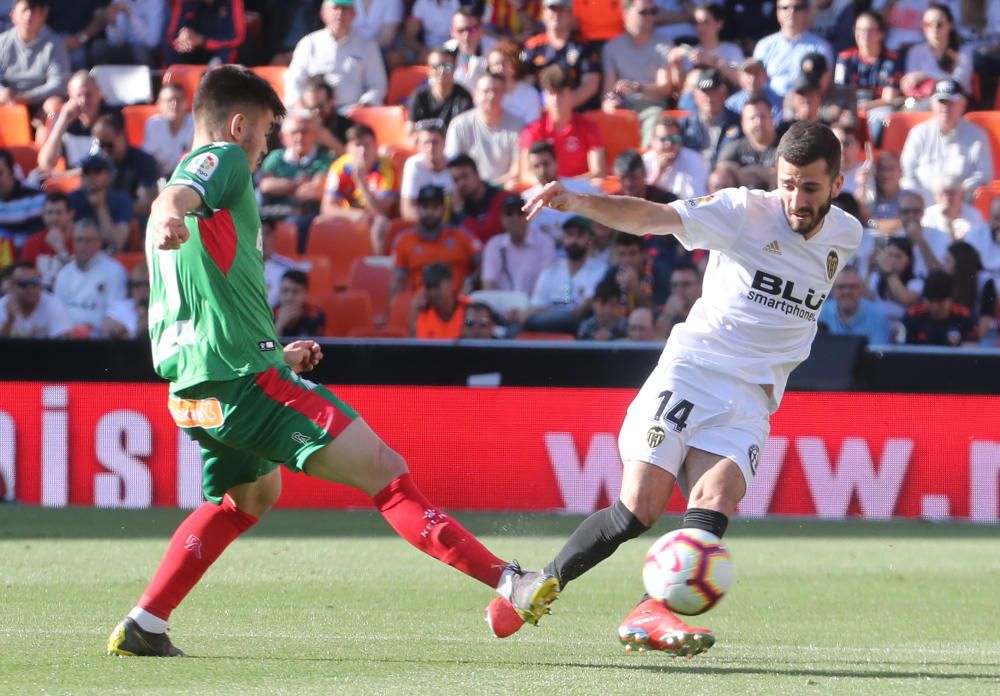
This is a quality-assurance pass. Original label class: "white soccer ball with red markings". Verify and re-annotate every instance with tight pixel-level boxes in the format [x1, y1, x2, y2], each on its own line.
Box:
[642, 529, 733, 616]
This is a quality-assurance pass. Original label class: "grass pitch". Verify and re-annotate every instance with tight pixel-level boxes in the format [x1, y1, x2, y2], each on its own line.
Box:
[1, 507, 998, 696]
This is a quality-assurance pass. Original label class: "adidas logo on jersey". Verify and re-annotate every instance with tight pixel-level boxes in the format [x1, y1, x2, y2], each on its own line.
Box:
[763, 240, 782, 255]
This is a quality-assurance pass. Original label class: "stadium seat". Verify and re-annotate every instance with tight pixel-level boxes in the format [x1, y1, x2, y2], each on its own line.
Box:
[349, 256, 394, 318]
[311, 289, 373, 337]
[298, 253, 335, 294]
[89, 65, 153, 106]
[305, 217, 372, 288]
[163, 64, 207, 101]
[43, 175, 81, 193]
[272, 219, 298, 257]
[597, 175, 621, 193]
[582, 109, 641, 170]
[385, 143, 415, 182]
[8, 143, 39, 176]
[660, 109, 691, 121]
[348, 324, 408, 338]
[963, 112, 1000, 171]
[387, 65, 431, 105]
[972, 184, 1000, 221]
[121, 104, 159, 148]
[880, 111, 932, 155]
[348, 106, 408, 147]
[114, 252, 146, 272]
[383, 217, 416, 255]
[386, 291, 414, 330]
[468, 289, 529, 315]
[515, 331, 576, 341]
[0, 104, 31, 146]
[251, 66, 286, 102]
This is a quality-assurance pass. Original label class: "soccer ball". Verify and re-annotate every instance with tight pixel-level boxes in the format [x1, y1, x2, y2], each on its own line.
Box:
[642, 528, 733, 616]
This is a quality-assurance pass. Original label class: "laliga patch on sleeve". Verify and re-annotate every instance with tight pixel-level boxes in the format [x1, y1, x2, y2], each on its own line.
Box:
[184, 152, 220, 181]
[686, 194, 715, 207]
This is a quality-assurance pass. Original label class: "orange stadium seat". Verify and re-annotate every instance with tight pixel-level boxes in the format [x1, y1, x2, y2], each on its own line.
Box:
[660, 109, 691, 121]
[121, 104, 159, 148]
[348, 324, 408, 338]
[311, 289, 373, 337]
[8, 144, 39, 176]
[963, 112, 1000, 170]
[386, 291, 413, 331]
[383, 217, 416, 255]
[349, 106, 408, 147]
[582, 109, 641, 170]
[114, 252, 146, 272]
[349, 256, 394, 318]
[515, 331, 576, 341]
[251, 66, 286, 102]
[385, 143, 415, 181]
[163, 64, 207, 101]
[0, 104, 31, 146]
[387, 65, 431, 106]
[43, 175, 81, 193]
[298, 253, 335, 294]
[880, 111, 932, 155]
[305, 217, 372, 288]
[272, 219, 298, 257]
[973, 184, 1000, 221]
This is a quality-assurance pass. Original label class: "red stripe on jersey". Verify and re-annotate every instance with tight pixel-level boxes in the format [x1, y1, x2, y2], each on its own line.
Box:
[199, 209, 238, 275]
[253, 367, 353, 438]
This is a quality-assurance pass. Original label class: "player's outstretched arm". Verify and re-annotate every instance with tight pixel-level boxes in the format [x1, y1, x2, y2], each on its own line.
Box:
[523, 181, 684, 237]
[150, 185, 203, 250]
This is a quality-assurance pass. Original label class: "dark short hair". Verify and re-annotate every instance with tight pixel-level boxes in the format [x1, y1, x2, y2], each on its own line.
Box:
[0, 148, 13, 172]
[94, 111, 126, 134]
[833, 192, 860, 222]
[923, 270, 954, 302]
[304, 75, 334, 98]
[671, 259, 700, 278]
[776, 121, 842, 179]
[466, 302, 499, 324]
[422, 262, 453, 288]
[282, 269, 309, 288]
[44, 190, 71, 208]
[744, 94, 772, 113]
[855, 9, 887, 34]
[345, 123, 375, 143]
[592, 278, 622, 303]
[538, 64, 571, 92]
[447, 153, 478, 172]
[193, 65, 286, 132]
[615, 232, 644, 249]
[657, 115, 681, 130]
[528, 140, 556, 159]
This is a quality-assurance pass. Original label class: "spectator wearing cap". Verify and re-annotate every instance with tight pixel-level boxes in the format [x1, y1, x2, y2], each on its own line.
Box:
[666, 3, 744, 97]
[482, 192, 557, 296]
[461, 301, 499, 339]
[53, 217, 127, 337]
[576, 277, 628, 340]
[717, 95, 778, 190]
[405, 0, 461, 63]
[834, 10, 900, 143]
[521, 0, 602, 111]
[284, 0, 387, 108]
[679, 68, 741, 168]
[921, 175, 999, 271]
[444, 7, 497, 92]
[722, 58, 783, 123]
[520, 140, 600, 241]
[91, 112, 159, 219]
[297, 76, 358, 158]
[20, 190, 75, 288]
[521, 64, 605, 180]
[406, 46, 474, 137]
[818, 266, 890, 345]
[902, 270, 977, 346]
[0, 0, 70, 108]
[38, 70, 116, 172]
[602, 231, 670, 312]
[900, 2, 972, 99]
[752, 0, 834, 97]
[0, 260, 72, 338]
[411, 262, 472, 339]
[600, 0, 673, 147]
[392, 184, 482, 299]
[274, 269, 326, 338]
[141, 83, 194, 179]
[777, 73, 823, 135]
[447, 153, 508, 243]
[899, 79, 992, 207]
[400, 119, 453, 221]
[69, 155, 133, 252]
[0, 147, 44, 251]
[444, 72, 521, 186]
[163, 0, 247, 67]
[487, 39, 543, 128]
[525, 214, 608, 333]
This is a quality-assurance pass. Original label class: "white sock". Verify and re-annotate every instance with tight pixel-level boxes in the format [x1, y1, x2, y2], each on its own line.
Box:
[128, 606, 168, 634]
[495, 566, 516, 599]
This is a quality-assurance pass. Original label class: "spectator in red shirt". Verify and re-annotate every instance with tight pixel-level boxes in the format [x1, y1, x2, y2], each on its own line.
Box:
[412, 262, 471, 339]
[519, 64, 605, 181]
[19, 191, 75, 288]
[447, 153, 506, 243]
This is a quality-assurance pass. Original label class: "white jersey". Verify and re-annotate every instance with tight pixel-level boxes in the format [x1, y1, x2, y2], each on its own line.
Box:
[666, 187, 863, 409]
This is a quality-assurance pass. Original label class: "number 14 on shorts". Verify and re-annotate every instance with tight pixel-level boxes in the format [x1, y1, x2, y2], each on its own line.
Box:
[654, 390, 694, 432]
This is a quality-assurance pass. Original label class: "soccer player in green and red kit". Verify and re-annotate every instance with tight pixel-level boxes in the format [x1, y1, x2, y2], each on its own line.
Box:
[107, 65, 517, 657]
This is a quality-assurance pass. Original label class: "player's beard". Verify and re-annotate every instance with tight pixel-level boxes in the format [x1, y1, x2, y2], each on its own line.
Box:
[785, 192, 834, 237]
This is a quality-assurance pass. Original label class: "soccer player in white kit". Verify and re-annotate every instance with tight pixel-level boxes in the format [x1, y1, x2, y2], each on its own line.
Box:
[486, 121, 863, 655]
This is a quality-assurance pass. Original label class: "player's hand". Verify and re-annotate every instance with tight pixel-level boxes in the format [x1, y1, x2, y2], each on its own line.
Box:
[156, 216, 189, 250]
[283, 340, 323, 373]
[522, 181, 578, 221]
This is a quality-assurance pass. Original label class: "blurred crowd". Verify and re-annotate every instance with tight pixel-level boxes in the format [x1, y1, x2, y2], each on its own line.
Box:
[1, 0, 999, 348]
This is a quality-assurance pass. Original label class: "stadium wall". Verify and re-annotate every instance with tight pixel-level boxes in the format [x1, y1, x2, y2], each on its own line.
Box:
[1, 382, 998, 522]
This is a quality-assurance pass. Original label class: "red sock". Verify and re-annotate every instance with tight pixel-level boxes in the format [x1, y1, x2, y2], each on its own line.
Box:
[138, 497, 257, 620]
[373, 473, 506, 588]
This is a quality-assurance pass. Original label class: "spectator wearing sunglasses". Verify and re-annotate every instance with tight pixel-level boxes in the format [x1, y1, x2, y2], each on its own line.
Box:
[0, 260, 72, 338]
[752, 0, 834, 97]
[406, 46, 474, 137]
[90, 112, 160, 220]
[461, 301, 499, 339]
[642, 115, 708, 199]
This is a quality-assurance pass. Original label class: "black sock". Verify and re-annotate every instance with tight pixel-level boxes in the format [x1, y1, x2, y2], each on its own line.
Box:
[682, 507, 729, 538]
[544, 500, 650, 588]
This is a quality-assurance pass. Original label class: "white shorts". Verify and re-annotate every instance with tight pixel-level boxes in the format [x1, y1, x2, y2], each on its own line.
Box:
[618, 359, 770, 497]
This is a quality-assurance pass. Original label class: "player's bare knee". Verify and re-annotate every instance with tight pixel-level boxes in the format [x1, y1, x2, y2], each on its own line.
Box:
[377, 442, 408, 481]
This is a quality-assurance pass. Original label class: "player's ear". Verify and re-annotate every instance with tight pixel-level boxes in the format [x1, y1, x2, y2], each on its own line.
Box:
[229, 113, 246, 141]
[831, 173, 844, 199]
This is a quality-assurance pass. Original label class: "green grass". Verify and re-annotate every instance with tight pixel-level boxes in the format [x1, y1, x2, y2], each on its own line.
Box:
[1, 507, 999, 695]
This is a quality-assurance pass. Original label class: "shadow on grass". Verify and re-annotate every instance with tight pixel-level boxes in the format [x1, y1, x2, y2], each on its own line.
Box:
[1, 505, 997, 541]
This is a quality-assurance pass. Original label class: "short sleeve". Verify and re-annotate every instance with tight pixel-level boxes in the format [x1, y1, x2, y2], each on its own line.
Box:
[668, 187, 748, 252]
[169, 145, 250, 211]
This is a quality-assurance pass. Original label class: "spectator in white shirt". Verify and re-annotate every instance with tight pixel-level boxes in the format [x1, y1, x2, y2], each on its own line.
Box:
[94, 0, 164, 67]
[0, 260, 72, 337]
[261, 218, 307, 307]
[900, 2, 972, 96]
[444, 7, 495, 92]
[899, 79, 993, 205]
[284, 0, 387, 108]
[349, 0, 403, 50]
[52, 218, 127, 338]
[482, 193, 556, 296]
[521, 140, 600, 242]
[405, 0, 460, 61]
[642, 115, 706, 199]
[102, 261, 149, 339]
[443, 72, 521, 186]
[142, 83, 194, 178]
[400, 119, 453, 221]
[752, 0, 834, 97]
[921, 175, 1000, 271]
